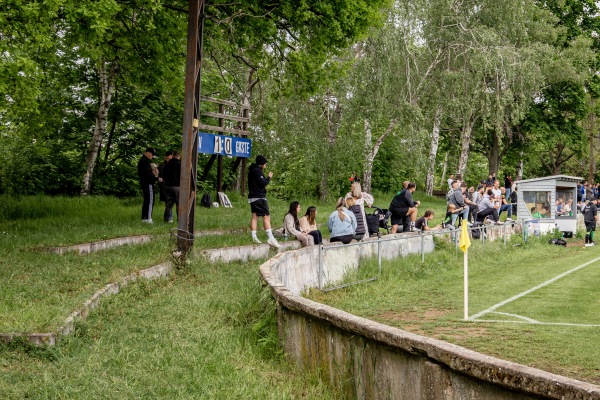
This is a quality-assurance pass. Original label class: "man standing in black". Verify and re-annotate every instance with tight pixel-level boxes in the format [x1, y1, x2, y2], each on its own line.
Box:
[248, 155, 280, 248]
[162, 151, 181, 223]
[138, 147, 161, 223]
[584, 197, 598, 247]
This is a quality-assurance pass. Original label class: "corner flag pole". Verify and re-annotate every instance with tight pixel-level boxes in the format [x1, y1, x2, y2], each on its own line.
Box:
[459, 220, 471, 320]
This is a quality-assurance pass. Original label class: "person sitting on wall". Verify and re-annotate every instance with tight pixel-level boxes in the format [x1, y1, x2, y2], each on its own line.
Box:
[476, 189, 501, 224]
[345, 197, 367, 241]
[328, 197, 357, 244]
[283, 201, 315, 247]
[299, 206, 323, 245]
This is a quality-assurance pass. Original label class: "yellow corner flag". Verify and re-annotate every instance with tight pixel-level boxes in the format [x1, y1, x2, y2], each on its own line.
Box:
[459, 219, 471, 253]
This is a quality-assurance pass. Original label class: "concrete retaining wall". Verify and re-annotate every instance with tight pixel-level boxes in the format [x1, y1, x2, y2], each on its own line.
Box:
[260, 236, 600, 399]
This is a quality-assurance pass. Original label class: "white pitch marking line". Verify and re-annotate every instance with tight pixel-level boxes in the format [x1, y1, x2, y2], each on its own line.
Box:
[489, 311, 539, 323]
[469, 255, 600, 321]
[471, 320, 600, 328]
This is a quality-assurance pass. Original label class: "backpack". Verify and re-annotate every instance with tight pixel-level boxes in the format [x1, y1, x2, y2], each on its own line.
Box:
[200, 193, 212, 208]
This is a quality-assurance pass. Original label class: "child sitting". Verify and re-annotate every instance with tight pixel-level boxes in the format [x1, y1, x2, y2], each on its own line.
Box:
[442, 204, 458, 241]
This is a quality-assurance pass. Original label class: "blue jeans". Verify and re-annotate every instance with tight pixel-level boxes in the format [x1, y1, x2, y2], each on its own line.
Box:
[499, 204, 512, 219]
[451, 207, 469, 226]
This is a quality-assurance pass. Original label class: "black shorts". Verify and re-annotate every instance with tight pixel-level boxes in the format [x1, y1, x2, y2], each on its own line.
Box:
[585, 220, 596, 231]
[390, 206, 409, 225]
[250, 198, 270, 217]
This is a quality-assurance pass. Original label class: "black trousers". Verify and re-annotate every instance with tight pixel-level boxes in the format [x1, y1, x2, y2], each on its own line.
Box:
[331, 234, 353, 244]
[476, 207, 499, 222]
[308, 230, 323, 244]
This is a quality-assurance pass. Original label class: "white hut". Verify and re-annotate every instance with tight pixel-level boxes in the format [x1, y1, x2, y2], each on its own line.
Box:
[516, 175, 582, 235]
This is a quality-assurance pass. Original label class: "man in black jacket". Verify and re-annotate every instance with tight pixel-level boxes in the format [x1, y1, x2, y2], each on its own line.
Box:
[162, 151, 181, 223]
[389, 182, 420, 233]
[137, 147, 161, 223]
[248, 155, 280, 248]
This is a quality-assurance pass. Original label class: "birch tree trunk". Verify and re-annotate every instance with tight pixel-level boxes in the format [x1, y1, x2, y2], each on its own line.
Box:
[319, 96, 342, 201]
[588, 98, 596, 183]
[81, 61, 118, 195]
[363, 119, 373, 193]
[425, 105, 442, 195]
[457, 112, 475, 177]
[362, 117, 399, 193]
[440, 151, 448, 188]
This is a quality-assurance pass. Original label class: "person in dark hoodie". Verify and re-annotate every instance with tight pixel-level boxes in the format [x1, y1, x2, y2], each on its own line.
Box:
[248, 155, 281, 248]
[137, 147, 162, 223]
[162, 151, 181, 223]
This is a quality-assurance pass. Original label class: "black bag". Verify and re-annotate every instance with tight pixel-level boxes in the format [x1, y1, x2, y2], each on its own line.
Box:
[200, 193, 212, 208]
[366, 214, 380, 235]
[471, 223, 484, 239]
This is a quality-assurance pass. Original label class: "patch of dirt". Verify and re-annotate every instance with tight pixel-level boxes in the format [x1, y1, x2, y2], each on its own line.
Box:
[566, 239, 585, 248]
[374, 309, 491, 340]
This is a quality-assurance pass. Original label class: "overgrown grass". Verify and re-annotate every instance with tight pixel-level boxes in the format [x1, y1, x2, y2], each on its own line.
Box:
[308, 235, 600, 384]
[0, 258, 342, 399]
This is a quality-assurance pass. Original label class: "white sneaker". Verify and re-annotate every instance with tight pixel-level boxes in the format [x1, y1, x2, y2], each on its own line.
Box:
[267, 238, 281, 248]
[142, 219, 153, 224]
[252, 237, 262, 244]
[585, 243, 593, 247]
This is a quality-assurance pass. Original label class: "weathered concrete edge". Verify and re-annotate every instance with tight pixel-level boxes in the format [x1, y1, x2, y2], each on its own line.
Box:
[259, 250, 600, 399]
[45, 228, 248, 255]
[0, 262, 173, 346]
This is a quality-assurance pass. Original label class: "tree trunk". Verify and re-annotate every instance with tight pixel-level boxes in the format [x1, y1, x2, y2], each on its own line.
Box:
[81, 61, 118, 195]
[319, 95, 342, 201]
[487, 131, 501, 177]
[362, 117, 398, 193]
[457, 112, 475, 177]
[440, 151, 448, 188]
[516, 153, 523, 181]
[363, 119, 373, 193]
[589, 98, 596, 182]
[426, 105, 442, 195]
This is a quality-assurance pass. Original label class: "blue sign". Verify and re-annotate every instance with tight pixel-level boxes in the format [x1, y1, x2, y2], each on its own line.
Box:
[198, 132, 252, 158]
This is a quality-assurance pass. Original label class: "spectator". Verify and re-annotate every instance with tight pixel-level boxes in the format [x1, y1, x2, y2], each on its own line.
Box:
[162, 151, 181, 223]
[415, 210, 440, 231]
[137, 147, 161, 223]
[485, 174, 495, 187]
[345, 180, 374, 236]
[299, 206, 323, 245]
[510, 186, 518, 215]
[346, 197, 367, 241]
[447, 174, 454, 190]
[583, 197, 599, 247]
[498, 187, 512, 220]
[248, 155, 280, 248]
[448, 181, 470, 226]
[389, 182, 420, 233]
[328, 197, 357, 244]
[158, 151, 173, 205]
[504, 174, 513, 199]
[283, 201, 315, 247]
[442, 204, 458, 242]
[476, 189, 501, 224]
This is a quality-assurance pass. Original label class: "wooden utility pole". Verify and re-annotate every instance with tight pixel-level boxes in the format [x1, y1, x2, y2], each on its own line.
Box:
[177, 0, 205, 254]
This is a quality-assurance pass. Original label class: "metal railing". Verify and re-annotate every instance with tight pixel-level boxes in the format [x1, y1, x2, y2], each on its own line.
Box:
[318, 219, 535, 292]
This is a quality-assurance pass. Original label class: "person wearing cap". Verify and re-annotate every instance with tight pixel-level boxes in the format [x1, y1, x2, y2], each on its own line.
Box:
[583, 197, 599, 247]
[247, 155, 280, 248]
[137, 147, 162, 223]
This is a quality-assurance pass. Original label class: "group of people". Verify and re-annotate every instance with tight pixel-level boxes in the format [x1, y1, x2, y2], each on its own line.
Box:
[137, 147, 181, 224]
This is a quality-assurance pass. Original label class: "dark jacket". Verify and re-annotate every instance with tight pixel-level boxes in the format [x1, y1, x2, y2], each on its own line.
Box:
[247, 163, 270, 198]
[162, 158, 181, 187]
[348, 204, 366, 234]
[137, 155, 157, 186]
[390, 189, 417, 209]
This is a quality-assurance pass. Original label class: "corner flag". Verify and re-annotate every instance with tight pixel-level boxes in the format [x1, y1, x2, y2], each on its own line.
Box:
[459, 220, 471, 253]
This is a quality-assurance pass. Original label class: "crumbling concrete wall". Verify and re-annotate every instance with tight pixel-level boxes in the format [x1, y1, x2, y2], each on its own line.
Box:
[260, 240, 600, 399]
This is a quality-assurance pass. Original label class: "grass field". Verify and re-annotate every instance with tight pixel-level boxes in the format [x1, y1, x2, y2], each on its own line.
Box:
[308, 235, 600, 384]
[6, 191, 584, 398]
